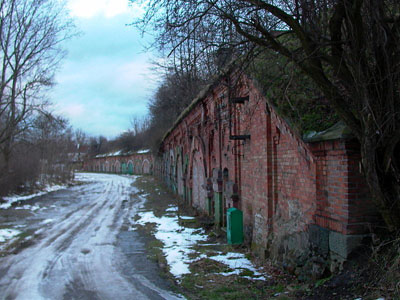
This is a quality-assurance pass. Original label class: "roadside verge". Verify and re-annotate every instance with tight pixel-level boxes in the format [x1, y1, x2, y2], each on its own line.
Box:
[130, 176, 295, 299]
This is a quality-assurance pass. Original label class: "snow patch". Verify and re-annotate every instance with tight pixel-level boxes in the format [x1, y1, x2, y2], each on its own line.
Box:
[0, 184, 67, 209]
[15, 205, 41, 211]
[210, 252, 268, 280]
[0, 228, 21, 242]
[134, 210, 207, 278]
[41, 219, 55, 225]
[166, 206, 178, 212]
[134, 207, 267, 281]
[179, 216, 195, 220]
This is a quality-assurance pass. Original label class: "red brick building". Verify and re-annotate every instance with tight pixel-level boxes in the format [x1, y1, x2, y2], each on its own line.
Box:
[83, 150, 153, 175]
[157, 69, 378, 271]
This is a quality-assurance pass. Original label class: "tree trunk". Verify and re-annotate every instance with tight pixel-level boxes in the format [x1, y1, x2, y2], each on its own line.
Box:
[361, 135, 400, 231]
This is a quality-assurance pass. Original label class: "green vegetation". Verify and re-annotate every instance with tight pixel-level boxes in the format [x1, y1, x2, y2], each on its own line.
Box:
[251, 51, 339, 135]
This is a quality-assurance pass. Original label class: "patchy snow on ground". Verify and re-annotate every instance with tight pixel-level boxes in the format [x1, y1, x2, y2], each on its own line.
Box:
[166, 206, 178, 212]
[210, 252, 268, 280]
[0, 228, 21, 243]
[74, 172, 106, 182]
[0, 184, 67, 209]
[0, 172, 126, 210]
[41, 219, 55, 225]
[15, 204, 41, 211]
[134, 206, 268, 281]
[134, 210, 207, 278]
[179, 216, 195, 220]
[75, 172, 138, 183]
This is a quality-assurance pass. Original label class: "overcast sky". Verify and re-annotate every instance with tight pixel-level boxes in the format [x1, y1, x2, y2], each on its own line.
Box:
[51, 0, 158, 138]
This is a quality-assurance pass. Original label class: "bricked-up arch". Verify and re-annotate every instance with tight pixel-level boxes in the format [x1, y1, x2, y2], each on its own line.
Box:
[134, 160, 141, 174]
[169, 149, 175, 188]
[142, 159, 151, 174]
[191, 150, 207, 210]
[189, 136, 207, 211]
[114, 161, 121, 173]
[176, 154, 184, 197]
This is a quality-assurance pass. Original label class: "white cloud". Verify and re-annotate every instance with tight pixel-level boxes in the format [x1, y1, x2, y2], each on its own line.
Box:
[58, 103, 85, 118]
[68, 0, 129, 18]
[50, 2, 157, 138]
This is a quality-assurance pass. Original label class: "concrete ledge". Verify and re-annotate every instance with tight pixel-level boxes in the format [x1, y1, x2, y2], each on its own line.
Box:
[329, 231, 366, 259]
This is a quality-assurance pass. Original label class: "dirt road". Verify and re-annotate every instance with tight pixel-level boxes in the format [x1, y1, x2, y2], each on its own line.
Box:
[0, 173, 182, 300]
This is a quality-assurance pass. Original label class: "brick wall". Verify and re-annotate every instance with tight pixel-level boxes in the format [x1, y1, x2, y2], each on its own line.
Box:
[310, 140, 378, 235]
[157, 70, 377, 265]
[83, 152, 154, 175]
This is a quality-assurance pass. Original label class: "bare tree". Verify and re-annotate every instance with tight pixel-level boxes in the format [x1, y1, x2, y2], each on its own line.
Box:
[133, 0, 400, 230]
[74, 128, 87, 148]
[0, 113, 75, 196]
[130, 115, 150, 136]
[88, 136, 109, 156]
[0, 0, 74, 175]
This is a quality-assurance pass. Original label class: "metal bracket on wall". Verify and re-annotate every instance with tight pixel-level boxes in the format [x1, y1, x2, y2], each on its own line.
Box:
[230, 96, 249, 104]
[229, 135, 250, 140]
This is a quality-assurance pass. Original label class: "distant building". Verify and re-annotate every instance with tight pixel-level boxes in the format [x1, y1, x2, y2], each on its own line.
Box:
[83, 149, 153, 175]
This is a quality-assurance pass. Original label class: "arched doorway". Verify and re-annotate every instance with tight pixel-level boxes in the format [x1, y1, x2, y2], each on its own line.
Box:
[142, 159, 150, 174]
[135, 160, 141, 174]
[121, 162, 127, 174]
[115, 161, 121, 173]
[127, 161, 133, 175]
[177, 155, 184, 197]
[192, 150, 206, 211]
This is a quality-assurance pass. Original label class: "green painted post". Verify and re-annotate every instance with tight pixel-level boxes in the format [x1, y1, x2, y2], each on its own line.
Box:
[227, 208, 243, 244]
[172, 183, 176, 194]
[207, 197, 212, 215]
[214, 192, 223, 227]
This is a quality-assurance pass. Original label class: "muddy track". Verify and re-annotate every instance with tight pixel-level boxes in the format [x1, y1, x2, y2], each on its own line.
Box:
[0, 173, 182, 300]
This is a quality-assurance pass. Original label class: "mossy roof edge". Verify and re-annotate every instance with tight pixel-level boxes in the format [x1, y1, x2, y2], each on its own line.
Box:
[160, 64, 237, 145]
[303, 121, 354, 142]
[160, 60, 354, 148]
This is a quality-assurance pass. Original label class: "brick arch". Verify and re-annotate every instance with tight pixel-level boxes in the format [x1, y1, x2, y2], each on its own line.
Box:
[114, 160, 121, 173]
[169, 149, 175, 187]
[163, 152, 168, 178]
[134, 159, 142, 174]
[189, 135, 207, 212]
[176, 153, 184, 197]
[127, 160, 134, 175]
[142, 159, 151, 174]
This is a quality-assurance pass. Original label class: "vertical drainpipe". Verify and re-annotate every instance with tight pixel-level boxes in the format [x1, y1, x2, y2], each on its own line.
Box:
[228, 76, 241, 211]
[237, 90, 242, 211]
[214, 84, 224, 227]
[228, 77, 238, 184]
[266, 103, 274, 235]
[273, 128, 279, 217]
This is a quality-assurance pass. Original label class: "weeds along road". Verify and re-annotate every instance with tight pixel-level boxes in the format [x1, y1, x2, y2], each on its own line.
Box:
[0, 173, 182, 300]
